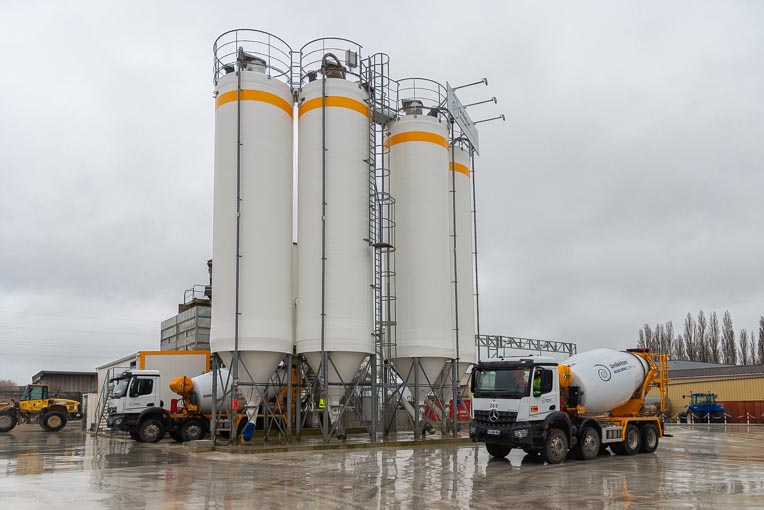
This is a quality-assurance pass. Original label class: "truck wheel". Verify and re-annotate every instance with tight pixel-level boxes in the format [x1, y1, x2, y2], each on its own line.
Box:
[542, 429, 568, 464]
[138, 418, 165, 443]
[620, 424, 641, 455]
[0, 411, 18, 433]
[485, 443, 511, 459]
[640, 424, 659, 453]
[180, 419, 206, 442]
[42, 411, 67, 432]
[575, 427, 600, 461]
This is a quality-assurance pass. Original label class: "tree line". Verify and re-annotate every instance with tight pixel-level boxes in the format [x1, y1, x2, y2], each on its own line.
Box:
[637, 311, 764, 365]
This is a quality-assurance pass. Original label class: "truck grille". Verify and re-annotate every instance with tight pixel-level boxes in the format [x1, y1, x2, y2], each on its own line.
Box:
[474, 410, 518, 426]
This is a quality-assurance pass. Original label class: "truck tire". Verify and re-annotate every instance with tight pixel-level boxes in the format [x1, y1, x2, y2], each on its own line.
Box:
[485, 443, 511, 459]
[42, 411, 67, 432]
[640, 424, 659, 453]
[180, 419, 206, 442]
[575, 427, 600, 461]
[138, 418, 165, 443]
[542, 429, 568, 464]
[617, 424, 640, 455]
[0, 411, 18, 433]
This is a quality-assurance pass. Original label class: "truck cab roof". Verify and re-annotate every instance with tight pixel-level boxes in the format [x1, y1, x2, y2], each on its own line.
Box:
[111, 369, 160, 380]
[478, 355, 559, 370]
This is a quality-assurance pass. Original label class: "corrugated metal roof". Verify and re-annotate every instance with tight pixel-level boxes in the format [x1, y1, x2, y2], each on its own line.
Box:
[32, 370, 96, 378]
[669, 364, 764, 379]
[669, 360, 732, 370]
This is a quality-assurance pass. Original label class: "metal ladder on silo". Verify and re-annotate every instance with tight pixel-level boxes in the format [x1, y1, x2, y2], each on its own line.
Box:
[363, 54, 398, 436]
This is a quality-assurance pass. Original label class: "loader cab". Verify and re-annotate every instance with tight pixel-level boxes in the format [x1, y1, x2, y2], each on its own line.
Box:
[20, 385, 48, 402]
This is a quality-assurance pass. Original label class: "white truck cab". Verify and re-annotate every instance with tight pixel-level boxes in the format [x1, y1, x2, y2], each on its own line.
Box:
[107, 370, 169, 441]
[470, 356, 573, 462]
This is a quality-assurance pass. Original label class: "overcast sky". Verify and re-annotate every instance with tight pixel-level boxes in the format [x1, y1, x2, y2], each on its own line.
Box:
[1, 1, 763, 383]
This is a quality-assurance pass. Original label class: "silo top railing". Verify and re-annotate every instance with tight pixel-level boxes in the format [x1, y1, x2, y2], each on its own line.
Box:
[396, 77, 449, 124]
[213, 29, 294, 87]
[299, 37, 364, 87]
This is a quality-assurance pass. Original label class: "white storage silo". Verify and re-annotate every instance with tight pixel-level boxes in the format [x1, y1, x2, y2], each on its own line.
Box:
[388, 107, 454, 402]
[210, 51, 295, 386]
[449, 145, 477, 379]
[296, 67, 374, 407]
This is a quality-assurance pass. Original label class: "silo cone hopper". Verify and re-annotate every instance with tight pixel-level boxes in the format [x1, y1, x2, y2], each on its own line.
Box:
[216, 350, 284, 425]
[303, 351, 366, 430]
[393, 356, 448, 408]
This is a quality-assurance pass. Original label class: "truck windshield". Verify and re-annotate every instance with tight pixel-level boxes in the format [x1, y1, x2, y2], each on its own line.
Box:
[111, 378, 130, 398]
[474, 368, 530, 397]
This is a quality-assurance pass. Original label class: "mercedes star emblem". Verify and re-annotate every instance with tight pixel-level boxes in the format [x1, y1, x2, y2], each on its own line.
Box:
[489, 410, 499, 422]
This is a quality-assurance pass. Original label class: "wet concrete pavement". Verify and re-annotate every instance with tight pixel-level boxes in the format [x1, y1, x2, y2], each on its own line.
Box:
[1, 424, 763, 509]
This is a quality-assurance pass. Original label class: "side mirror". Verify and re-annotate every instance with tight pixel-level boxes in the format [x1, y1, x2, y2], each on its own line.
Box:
[470, 371, 477, 393]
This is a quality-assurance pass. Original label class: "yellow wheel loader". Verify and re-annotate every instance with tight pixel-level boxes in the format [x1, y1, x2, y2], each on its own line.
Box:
[0, 384, 82, 433]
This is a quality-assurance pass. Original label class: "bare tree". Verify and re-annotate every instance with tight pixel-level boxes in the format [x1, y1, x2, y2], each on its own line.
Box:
[674, 334, 686, 360]
[695, 311, 708, 362]
[722, 311, 736, 365]
[739, 329, 750, 365]
[0, 379, 18, 390]
[653, 323, 664, 353]
[664, 321, 674, 356]
[758, 315, 764, 366]
[750, 330, 758, 365]
[638, 324, 652, 349]
[684, 313, 696, 361]
[707, 312, 721, 363]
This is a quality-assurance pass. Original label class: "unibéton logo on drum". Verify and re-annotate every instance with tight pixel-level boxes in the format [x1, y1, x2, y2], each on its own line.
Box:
[594, 364, 612, 382]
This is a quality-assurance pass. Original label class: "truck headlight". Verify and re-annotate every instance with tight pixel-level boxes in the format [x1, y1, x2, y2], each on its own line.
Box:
[513, 429, 529, 439]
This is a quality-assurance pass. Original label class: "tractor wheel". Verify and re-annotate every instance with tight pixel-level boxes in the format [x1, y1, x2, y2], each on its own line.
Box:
[542, 429, 568, 464]
[640, 424, 659, 453]
[0, 411, 18, 433]
[42, 411, 67, 432]
[180, 419, 206, 442]
[485, 443, 511, 458]
[575, 427, 600, 461]
[137, 418, 165, 443]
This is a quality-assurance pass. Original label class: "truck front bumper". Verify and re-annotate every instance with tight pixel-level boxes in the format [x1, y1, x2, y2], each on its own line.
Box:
[106, 414, 138, 432]
[469, 421, 544, 449]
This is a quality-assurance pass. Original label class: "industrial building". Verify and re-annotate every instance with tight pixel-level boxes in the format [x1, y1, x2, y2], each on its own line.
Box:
[31, 370, 97, 394]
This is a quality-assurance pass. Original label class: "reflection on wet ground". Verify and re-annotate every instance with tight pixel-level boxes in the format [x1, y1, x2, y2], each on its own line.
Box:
[0, 425, 763, 509]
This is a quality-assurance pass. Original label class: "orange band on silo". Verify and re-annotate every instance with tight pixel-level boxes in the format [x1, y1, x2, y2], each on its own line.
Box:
[388, 131, 449, 150]
[449, 162, 470, 177]
[215, 89, 294, 118]
[298, 96, 370, 119]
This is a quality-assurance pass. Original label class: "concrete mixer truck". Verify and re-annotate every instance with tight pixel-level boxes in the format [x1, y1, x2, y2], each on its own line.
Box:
[469, 348, 668, 464]
[106, 369, 246, 443]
